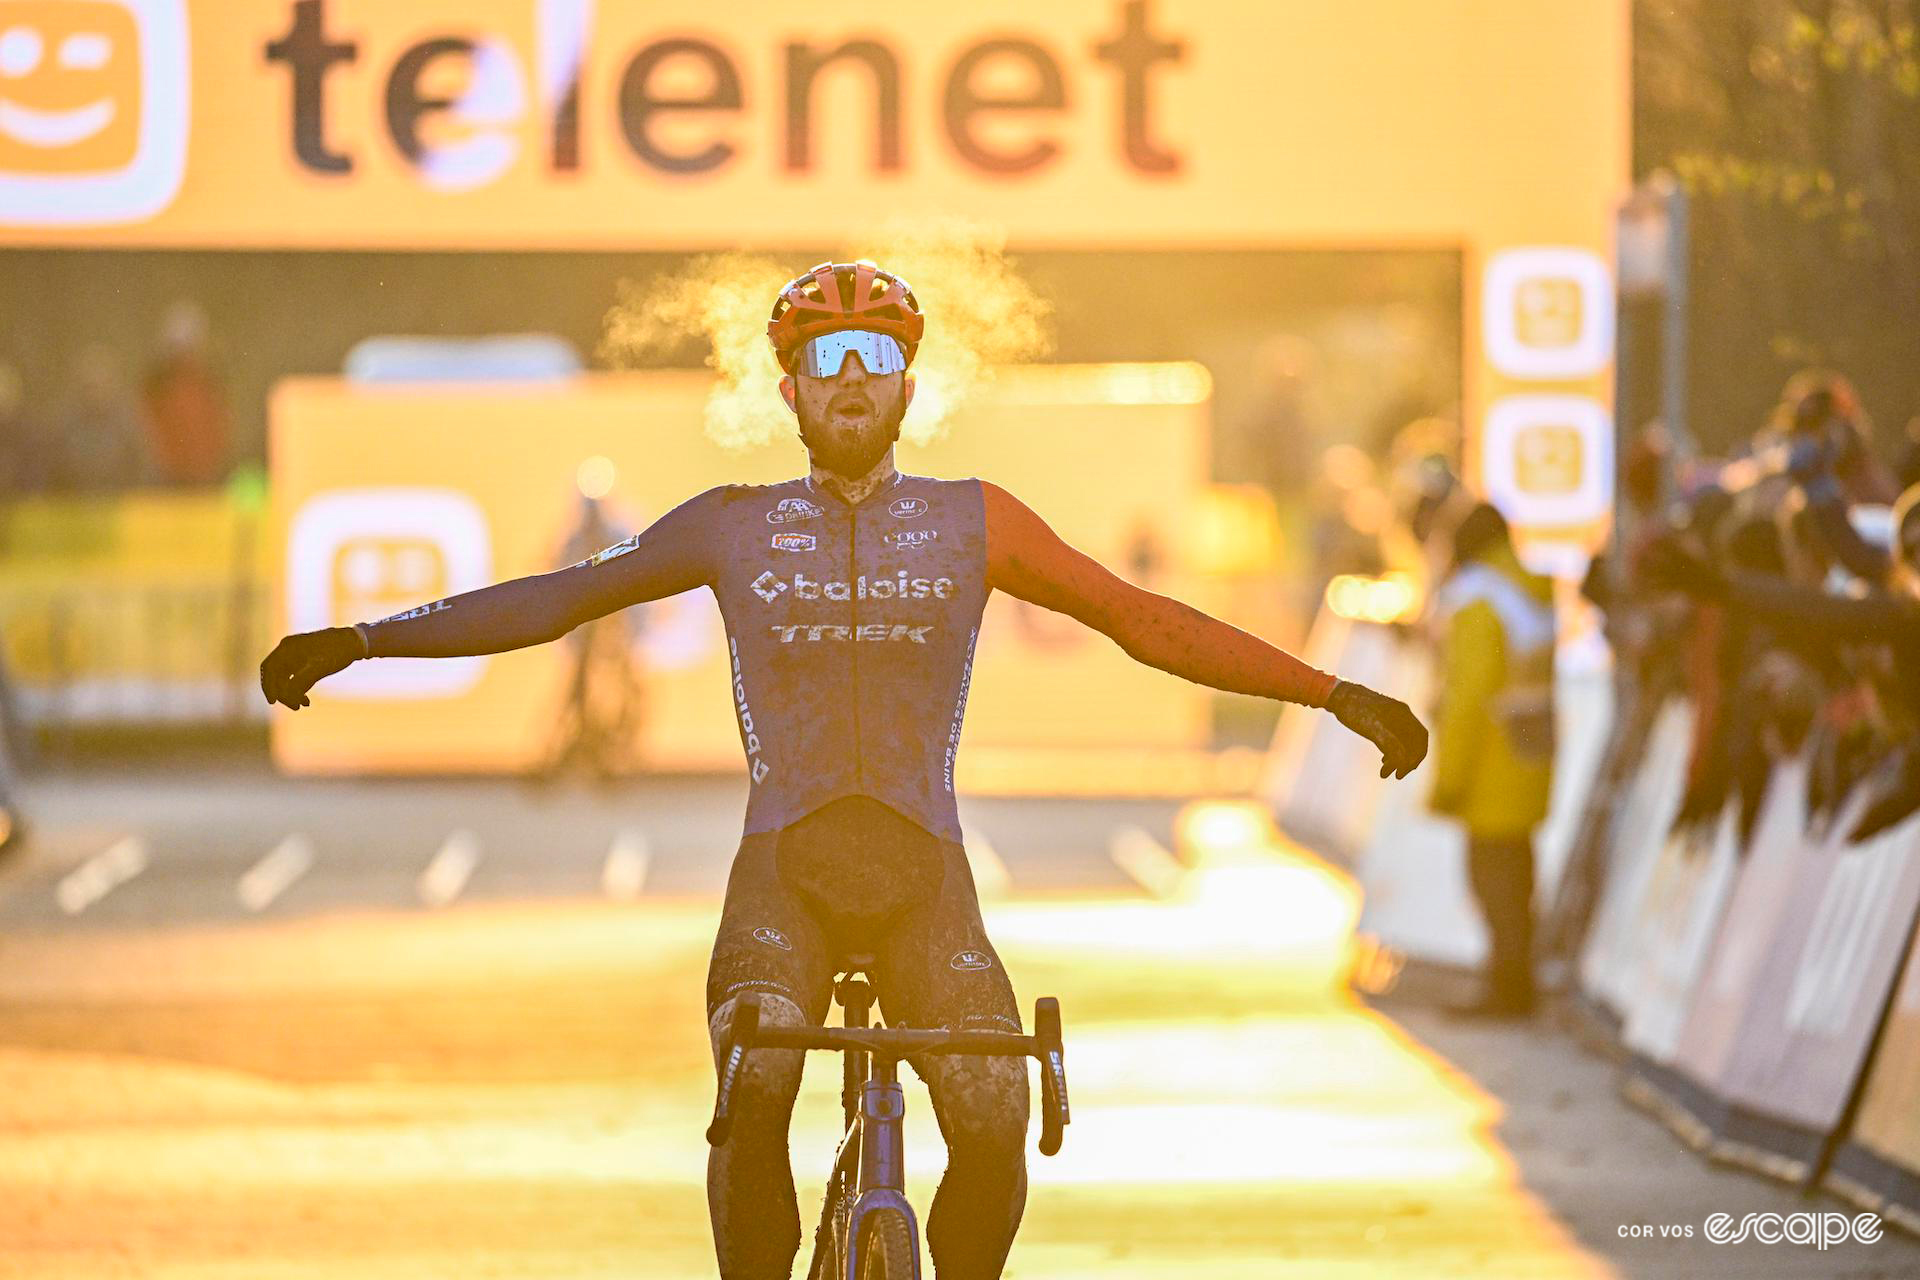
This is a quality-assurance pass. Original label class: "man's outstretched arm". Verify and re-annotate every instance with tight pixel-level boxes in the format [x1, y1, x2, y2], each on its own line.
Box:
[982, 482, 1428, 778]
[260, 487, 723, 710]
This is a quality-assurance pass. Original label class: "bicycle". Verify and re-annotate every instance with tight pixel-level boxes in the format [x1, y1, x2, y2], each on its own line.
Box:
[707, 952, 1071, 1280]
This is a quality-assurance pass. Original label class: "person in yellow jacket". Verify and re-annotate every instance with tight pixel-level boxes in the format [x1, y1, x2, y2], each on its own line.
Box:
[1429, 503, 1556, 1017]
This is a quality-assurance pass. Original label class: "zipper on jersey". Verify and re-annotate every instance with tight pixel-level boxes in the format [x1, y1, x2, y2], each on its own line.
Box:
[848, 506, 862, 791]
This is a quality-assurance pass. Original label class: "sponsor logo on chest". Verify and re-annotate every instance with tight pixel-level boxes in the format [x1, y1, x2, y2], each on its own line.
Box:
[749, 570, 955, 604]
[770, 532, 816, 552]
[765, 497, 824, 524]
[883, 528, 939, 550]
[769, 623, 936, 644]
[889, 496, 929, 519]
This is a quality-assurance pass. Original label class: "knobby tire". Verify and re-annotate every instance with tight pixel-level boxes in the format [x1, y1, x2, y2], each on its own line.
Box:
[856, 1207, 915, 1280]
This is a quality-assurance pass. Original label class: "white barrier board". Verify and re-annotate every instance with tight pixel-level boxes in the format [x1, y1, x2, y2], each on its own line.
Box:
[1578, 699, 1694, 1012]
[1669, 755, 1814, 1089]
[1719, 795, 1920, 1131]
[1618, 800, 1743, 1064]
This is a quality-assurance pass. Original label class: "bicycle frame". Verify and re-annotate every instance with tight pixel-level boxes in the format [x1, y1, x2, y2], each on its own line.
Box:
[819, 970, 921, 1280]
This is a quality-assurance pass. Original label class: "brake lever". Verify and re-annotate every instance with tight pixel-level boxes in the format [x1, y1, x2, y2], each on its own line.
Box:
[1033, 996, 1070, 1156]
[706, 992, 763, 1147]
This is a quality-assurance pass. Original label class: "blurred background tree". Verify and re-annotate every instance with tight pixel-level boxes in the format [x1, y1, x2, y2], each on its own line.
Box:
[1638, 0, 1920, 454]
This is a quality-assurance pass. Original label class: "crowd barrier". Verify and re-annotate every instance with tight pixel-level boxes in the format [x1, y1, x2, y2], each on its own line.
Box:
[1267, 618, 1920, 1234]
[1583, 715, 1920, 1227]
[1575, 700, 1694, 1018]
[0, 493, 271, 726]
[1833, 927, 1920, 1233]
[1605, 750, 1920, 1188]
[1262, 611, 1408, 866]
[1265, 612, 1614, 971]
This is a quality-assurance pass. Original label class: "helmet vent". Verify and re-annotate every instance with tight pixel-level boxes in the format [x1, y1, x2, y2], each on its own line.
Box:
[767, 261, 925, 372]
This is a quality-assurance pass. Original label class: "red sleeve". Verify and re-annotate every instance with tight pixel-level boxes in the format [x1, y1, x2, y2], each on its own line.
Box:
[982, 481, 1337, 708]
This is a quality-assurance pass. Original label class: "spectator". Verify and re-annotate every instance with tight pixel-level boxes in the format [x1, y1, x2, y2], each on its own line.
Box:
[1242, 335, 1320, 501]
[1307, 445, 1389, 582]
[0, 623, 23, 858]
[0, 361, 44, 494]
[141, 301, 232, 487]
[0, 362, 29, 854]
[1429, 503, 1557, 1018]
[1384, 415, 1462, 546]
[51, 345, 150, 492]
[1898, 484, 1920, 600]
[1537, 371, 1920, 978]
[1895, 415, 1920, 493]
[1642, 481, 1920, 842]
[1767, 370, 1898, 504]
[1672, 512, 1797, 837]
[538, 493, 647, 782]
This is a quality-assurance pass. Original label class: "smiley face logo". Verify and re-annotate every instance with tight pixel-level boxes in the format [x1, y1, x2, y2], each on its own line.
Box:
[0, 0, 188, 226]
[1482, 395, 1610, 527]
[1482, 247, 1613, 379]
[0, 1, 142, 170]
[1512, 277, 1584, 351]
[287, 487, 493, 700]
[331, 534, 450, 628]
[1512, 423, 1584, 496]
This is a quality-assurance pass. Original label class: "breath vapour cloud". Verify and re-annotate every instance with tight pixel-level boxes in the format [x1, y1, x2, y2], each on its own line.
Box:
[600, 219, 1053, 451]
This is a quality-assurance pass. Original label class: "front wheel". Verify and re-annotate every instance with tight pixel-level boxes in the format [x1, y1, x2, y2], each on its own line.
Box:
[856, 1207, 916, 1280]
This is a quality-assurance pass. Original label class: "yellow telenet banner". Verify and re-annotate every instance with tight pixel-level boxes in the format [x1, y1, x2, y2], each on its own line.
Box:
[2, 0, 1625, 251]
[8, 0, 1628, 565]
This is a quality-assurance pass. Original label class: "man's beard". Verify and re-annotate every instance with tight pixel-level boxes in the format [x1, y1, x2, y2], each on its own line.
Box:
[799, 395, 906, 479]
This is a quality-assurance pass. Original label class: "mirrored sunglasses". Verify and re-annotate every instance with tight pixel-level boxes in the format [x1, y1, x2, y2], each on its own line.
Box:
[797, 329, 907, 378]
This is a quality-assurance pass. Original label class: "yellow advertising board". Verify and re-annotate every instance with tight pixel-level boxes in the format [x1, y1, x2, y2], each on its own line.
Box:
[269, 366, 1211, 774]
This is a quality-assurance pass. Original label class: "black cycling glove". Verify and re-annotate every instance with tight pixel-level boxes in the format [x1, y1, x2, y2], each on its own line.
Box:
[1328, 680, 1429, 780]
[259, 627, 364, 710]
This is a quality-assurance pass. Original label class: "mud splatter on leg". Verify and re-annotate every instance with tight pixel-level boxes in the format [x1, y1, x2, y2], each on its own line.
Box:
[921, 1052, 1029, 1279]
[707, 993, 810, 1280]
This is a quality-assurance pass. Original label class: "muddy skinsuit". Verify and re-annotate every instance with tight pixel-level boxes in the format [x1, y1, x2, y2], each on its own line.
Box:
[343, 470, 1350, 1277]
[706, 796, 1027, 1279]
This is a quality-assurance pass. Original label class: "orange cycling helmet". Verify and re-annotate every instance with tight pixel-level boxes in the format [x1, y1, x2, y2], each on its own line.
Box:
[767, 261, 924, 374]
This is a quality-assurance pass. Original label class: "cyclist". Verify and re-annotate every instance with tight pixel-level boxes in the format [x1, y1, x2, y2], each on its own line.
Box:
[260, 261, 1428, 1279]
